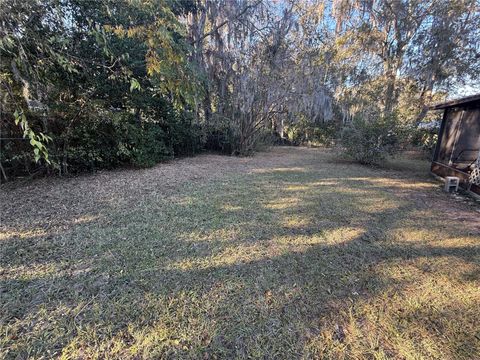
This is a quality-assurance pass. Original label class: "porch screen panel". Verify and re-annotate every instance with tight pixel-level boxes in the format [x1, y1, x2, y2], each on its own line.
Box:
[451, 108, 480, 166]
[437, 108, 464, 164]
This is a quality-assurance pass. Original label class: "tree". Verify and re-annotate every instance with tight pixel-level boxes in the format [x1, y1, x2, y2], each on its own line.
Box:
[331, 0, 480, 122]
[184, 0, 334, 154]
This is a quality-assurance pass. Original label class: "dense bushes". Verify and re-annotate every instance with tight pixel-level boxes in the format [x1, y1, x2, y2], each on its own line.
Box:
[203, 119, 238, 154]
[285, 120, 337, 146]
[0, 0, 204, 181]
[62, 119, 173, 170]
[341, 115, 401, 165]
[202, 117, 280, 155]
[408, 124, 439, 159]
[1, 112, 202, 178]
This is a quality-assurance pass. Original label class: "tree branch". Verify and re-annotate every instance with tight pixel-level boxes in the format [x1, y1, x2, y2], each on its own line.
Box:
[193, 0, 263, 45]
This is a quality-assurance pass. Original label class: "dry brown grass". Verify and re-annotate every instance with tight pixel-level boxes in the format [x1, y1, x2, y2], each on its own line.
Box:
[1, 147, 479, 359]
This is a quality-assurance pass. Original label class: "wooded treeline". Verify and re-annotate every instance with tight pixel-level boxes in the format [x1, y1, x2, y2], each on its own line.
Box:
[1, 0, 479, 179]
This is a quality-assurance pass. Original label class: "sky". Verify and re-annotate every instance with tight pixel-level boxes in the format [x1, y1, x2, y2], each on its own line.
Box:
[449, 84, 480, 100]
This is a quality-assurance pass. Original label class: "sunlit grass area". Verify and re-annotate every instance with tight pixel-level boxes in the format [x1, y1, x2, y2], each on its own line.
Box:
[1, 147, 479, 359]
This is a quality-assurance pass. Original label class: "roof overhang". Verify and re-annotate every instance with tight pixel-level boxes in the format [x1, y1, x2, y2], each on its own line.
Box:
[429, 93, 480, 110]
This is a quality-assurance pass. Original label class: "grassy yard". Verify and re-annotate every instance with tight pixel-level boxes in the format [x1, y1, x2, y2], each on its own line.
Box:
[1, 147, 479, 359]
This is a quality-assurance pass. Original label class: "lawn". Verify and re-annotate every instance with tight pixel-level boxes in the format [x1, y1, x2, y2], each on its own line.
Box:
[1, 147, 479, 359]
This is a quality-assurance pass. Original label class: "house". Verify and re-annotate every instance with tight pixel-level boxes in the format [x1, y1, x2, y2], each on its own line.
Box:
[430, 94, 480, 197]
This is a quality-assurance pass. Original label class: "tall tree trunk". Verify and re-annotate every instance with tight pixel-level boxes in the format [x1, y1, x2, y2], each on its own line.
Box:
[383, 60, 398, 115]
[203, 90, 212, 124]
[415, 80, 435, 124]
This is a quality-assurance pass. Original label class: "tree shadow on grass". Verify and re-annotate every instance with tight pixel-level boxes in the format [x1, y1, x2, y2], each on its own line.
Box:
[1, 164, 479, 358]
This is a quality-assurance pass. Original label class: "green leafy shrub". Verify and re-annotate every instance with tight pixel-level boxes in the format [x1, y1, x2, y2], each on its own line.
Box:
[128, 123, 172, 167]
[2, 107, 203, 179]
[55, 116, 173, 172]
[409, 123, 439, 159]
[168, 115, 204, 156]
[61, 118, 124, 172]
[341, 114, 400, 165]
[251, 130, 284, 151]
[285, 120, 337, 146]
[204, 120, 238, 154]
[265, 131, 293, 146]
[308, 122, 338, 146]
